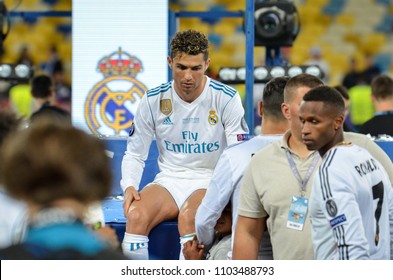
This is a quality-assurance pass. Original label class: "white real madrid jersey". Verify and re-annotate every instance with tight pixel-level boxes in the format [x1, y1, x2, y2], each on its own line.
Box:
[121, 76, 249, 191]
[310, 144, 393, 260]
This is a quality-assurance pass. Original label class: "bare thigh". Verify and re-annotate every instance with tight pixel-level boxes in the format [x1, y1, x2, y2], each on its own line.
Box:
[125, 184, 179, 235]
[178, 189, 206, 236]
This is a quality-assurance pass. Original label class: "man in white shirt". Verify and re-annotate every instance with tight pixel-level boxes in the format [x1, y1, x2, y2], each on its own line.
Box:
[234, 74, 393, 260]
[120, 29, 249, 260]
[194, 76, 290, 259]
[299, 85, 393, 259]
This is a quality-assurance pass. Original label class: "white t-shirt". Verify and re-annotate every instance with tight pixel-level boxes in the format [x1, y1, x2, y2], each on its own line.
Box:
[206, 234, 231, 260]
[121, 76, 249, 191]
[310, 144, 393, 259]
[0, 188, 27, 249]
[195, 134, 282, 258]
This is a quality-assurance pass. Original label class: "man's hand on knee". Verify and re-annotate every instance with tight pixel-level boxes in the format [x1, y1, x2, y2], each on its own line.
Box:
[123, 187, 141, 216]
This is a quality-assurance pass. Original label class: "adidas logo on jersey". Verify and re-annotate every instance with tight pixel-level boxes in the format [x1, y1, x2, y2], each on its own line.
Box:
[163, 117, 173, 125]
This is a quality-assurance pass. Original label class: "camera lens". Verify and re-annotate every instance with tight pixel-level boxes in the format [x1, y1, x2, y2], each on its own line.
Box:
[258, 12, 281, 37]
[253, 2, 299, 47]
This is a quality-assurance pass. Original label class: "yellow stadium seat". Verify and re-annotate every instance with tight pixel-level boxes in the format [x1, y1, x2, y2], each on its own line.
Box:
[53, 0, 72, 10]
[335, 14, 355, 28]
[6, 0, 46, 9]
[212, 19, 238, 35]
[334, 43, 356, 56]
[361, 33, 387, 55]
[298, 5, 322, 25]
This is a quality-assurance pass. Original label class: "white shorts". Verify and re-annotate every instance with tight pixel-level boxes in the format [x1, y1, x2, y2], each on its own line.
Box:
[147, 173, 210, 210]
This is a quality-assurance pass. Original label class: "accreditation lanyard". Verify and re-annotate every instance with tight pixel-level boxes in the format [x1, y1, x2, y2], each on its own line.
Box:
[285, 150, 320, 197]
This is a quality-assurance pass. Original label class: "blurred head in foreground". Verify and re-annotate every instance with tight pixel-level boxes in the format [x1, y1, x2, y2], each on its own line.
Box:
[0, 120, 111, 213]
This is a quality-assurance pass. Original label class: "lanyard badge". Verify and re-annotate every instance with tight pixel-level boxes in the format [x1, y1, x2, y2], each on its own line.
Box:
[287, 196, 308, 231]
[285, 150, 319, 231]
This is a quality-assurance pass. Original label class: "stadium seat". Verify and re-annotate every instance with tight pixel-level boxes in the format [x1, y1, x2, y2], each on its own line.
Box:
[374, 53, 392, 73]
[375, 14, 393, 34]
[335, 13, 355, 28]
[322, 0, 346, 16]
[361, 33, 387, 55]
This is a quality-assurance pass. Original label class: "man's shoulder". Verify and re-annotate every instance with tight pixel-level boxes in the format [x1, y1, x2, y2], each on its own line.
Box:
[343, 132, 383, 157]
[32, 105, 70, 119]
[343, 131, 371, 143]
[326, 144, 376, 168]
[250, 138, 282, 160]
[358, 116, 381, 129]
[208, 79, 238, 98]
[51, 105, 71, 115]
[360, 115, 393, 135]
[224, 135, 281, 154]
[146, 82, 172, 98]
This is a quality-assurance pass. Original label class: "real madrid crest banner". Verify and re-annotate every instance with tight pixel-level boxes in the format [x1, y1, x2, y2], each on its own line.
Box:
[72, 0, 168, 136]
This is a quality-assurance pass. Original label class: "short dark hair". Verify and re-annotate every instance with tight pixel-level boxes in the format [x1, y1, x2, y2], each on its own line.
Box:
[284, 73, 324, 103]
[303, 85, 345, 117]
[333, 85, 349, 100]
[31, 74, 53, 98]
[0, 122, 112, 205]
[371, 74, 393, 100]
[0, 109, 21, 147]
[170, 29, 209, 61]
[262, 76, 289, 121]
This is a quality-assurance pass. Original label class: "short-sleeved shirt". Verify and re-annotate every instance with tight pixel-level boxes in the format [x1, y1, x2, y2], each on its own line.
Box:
[310, 144, 393, 259]
[238, 130, 393, 259]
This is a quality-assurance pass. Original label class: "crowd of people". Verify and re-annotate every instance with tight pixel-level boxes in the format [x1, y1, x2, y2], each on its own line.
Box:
[0, 29, 392, 260]
[1, 44, 72, 120]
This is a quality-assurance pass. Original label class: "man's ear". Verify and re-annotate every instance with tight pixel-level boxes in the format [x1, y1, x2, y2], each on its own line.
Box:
[167, 56, 173, 69]
[205, 58, 211, 71]
[281, 103, 291, 120]
[334, 115, 344, 130]
[258, 101, 264, 117]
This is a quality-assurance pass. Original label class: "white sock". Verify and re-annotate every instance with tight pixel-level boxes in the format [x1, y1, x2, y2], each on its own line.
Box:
[121, 233, 149, 260]
[179, 233, 196, 260]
